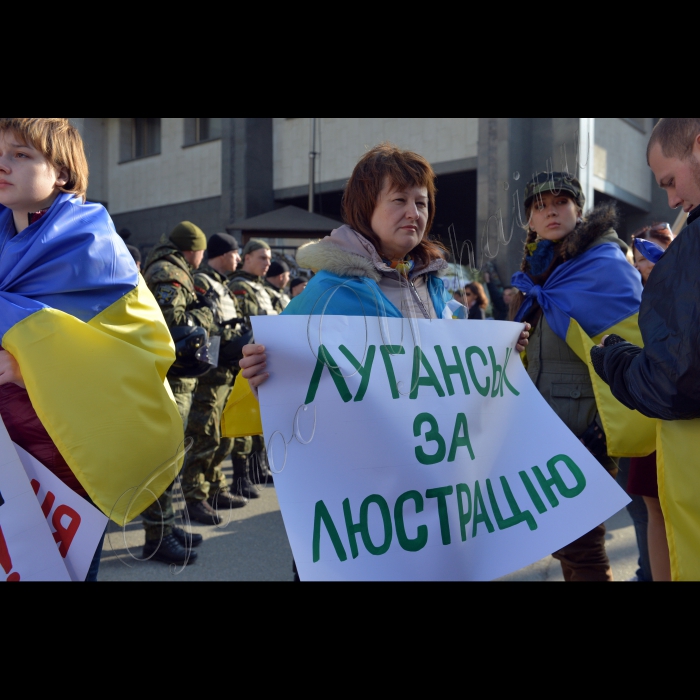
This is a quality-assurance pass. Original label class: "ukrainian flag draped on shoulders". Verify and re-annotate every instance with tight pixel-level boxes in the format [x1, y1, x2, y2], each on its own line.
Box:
[0, 193, 183, 525]
[512, 240, 656, 456]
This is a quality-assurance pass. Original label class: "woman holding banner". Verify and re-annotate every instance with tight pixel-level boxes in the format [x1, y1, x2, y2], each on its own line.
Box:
[241, 143, 530, 389]
[236, 143, 529, 581]
[509, 172, 644, 581]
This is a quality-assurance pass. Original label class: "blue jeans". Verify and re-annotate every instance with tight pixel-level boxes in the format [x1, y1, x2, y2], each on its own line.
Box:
[81, 493, 107, 582]
[616, 458, 652, 582]
[85, 528, 106, 582]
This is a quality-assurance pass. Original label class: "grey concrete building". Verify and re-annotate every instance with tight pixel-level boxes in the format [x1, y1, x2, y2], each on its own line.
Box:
[72, 118, 677, 280]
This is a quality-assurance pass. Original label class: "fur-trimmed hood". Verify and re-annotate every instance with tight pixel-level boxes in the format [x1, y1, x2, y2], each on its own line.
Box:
[559, 201, 626, 260]
[296, 225, 447, 282]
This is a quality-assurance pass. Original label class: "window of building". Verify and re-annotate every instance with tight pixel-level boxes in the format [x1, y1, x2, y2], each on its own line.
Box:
[183, 118, 222, 146]
[119, 118, 161, 162]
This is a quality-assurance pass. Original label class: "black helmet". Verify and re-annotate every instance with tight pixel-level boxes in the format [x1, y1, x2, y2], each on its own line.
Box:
[169, 326, 215, 378]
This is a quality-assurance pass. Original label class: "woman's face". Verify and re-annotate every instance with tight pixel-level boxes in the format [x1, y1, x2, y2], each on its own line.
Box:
[633, 247, 655, 284]
[529, 191, 580, 241]
[370, 180, 429, 261]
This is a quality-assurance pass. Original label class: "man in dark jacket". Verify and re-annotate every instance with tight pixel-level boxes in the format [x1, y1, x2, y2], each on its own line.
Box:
[591, 118, 700, 580]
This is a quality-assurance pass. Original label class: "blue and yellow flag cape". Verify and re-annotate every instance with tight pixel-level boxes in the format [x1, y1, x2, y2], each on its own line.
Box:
[0, 194, 183, 525]
[513, 243, 656, 456]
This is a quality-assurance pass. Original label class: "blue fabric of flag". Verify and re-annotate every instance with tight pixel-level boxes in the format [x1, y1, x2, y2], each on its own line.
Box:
[283, 270, 448, 319]
[0, 193, 137, 340]
[634, 238, 665, 265]
[512, 243, 642, 340]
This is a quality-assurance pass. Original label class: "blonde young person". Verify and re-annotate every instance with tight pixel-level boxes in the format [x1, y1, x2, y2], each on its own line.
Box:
[0, 119, 183, 580]
[510, 172, 642, 581]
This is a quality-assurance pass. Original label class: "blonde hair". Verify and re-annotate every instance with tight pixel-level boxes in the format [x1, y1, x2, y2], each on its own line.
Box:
[0, 118, 89, 201]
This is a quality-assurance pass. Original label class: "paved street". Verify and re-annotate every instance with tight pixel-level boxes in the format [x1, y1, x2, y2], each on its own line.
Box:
[98, 459, 294, 582]
[98, 458, 640, 582]
[497, 506, 639, 581]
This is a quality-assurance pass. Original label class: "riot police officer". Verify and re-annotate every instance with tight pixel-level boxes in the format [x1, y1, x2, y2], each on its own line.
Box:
[264, 260, 291, 312]
[227, 239, 276, 497]
[180, 233, 251, 521]
[140, 221, 216, 564]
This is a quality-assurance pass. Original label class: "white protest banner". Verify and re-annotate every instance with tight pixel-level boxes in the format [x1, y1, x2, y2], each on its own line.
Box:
[14, 444, 108, 582]
[252, 315, 631, 581]
[0, 417, 71, 581]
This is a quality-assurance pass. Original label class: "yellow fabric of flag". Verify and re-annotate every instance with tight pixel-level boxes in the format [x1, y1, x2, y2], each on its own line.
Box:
[565, 314, 656, 457]
[3, 279, 184, 526]
[221, 373, 263, 438]
[657, 419, 700, 581]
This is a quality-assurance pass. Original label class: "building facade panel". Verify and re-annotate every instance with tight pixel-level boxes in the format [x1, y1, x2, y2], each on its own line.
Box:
[594, 117, 652, 205]
[105, 117, 222, 215]
[69, 116, 676, 278]
[273, 118, 478, 192]
[111, 196, 222, 252]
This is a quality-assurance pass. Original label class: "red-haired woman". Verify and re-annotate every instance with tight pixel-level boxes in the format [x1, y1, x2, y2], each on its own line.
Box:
[463, 281, 488, 320]
[241, 143, 529, 386]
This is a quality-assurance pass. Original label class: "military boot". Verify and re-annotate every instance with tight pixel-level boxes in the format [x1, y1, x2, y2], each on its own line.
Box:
[249, 451, 272, 487]
[208, 490, 248, 511]
[143, 534, 198, 565]
[172, 525, 203, 548]
[232, 457, 260, 499]
[183, 499, 223, 525]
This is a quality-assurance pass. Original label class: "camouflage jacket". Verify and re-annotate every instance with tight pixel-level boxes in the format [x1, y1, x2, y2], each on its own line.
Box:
[194, 264, 249, 385]
[143, 240, 215, 390]
[227, 270, 278, 322]
[143, 241, 215, 331]
[264, 279, 290, 313]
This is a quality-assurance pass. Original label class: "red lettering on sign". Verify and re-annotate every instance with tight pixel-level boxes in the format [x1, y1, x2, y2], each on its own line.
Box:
[31, 479, 57, 517]
[0, 523, 19, 580]
[52, 505, 81, 558]
[0, 523, 12, 573]
[41, 492, 56, 518]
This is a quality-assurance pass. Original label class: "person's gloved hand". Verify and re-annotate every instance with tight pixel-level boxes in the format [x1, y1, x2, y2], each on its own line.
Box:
[219, 328, 254, 366]
[590, 334, 627, 381]
[194, 287, 217, 312]
[580, 419, 608, 461]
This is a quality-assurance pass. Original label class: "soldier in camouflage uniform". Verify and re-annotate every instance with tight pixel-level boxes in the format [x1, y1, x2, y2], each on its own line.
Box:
[227, 239, 277, 498]
[140, 221, 216, 565]
[264, 260, 291, 312]
[180, 233, 251, 518]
